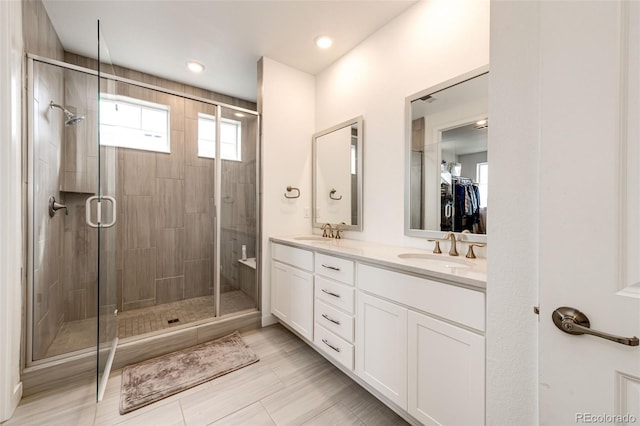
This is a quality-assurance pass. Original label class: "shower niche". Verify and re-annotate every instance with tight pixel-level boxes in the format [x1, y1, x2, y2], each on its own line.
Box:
[26, 51, 260, 392]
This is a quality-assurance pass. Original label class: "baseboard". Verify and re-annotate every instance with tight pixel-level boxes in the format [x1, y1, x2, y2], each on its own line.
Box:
[261, 313, 278, 327]
[10, 382, 22, 413]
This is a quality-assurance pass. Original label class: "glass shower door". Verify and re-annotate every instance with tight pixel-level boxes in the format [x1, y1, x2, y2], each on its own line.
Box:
[95, 20, 118, 401]
[217, 106, 259, 316]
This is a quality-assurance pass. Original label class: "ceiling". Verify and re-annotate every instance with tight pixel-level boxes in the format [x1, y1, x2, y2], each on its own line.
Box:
[42, 0, 417, 102]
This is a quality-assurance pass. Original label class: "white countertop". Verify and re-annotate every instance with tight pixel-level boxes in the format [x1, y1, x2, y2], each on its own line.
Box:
[270, 235, 487, 290]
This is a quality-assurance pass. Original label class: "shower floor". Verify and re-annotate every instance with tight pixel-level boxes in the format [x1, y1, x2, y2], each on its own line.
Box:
[42, 290, 256, 359]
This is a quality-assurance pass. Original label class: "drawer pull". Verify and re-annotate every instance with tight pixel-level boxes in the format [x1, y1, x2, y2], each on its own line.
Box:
[322, 313, 341, 325]
[322, 338, 341, 353]
[321, 288, 341, 298]
[321, 264, 341, 271]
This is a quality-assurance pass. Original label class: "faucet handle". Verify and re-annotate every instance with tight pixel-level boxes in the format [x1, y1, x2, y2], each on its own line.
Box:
[465, 243, 486, 259]
[334, 222, 346, 239]
[427, 239, 442, 254]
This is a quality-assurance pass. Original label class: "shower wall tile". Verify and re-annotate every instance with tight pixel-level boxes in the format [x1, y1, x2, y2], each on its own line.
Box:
[123, 248, 156, 305]
[185, 166, 212, 213]
[185, 99, 216, 120]
[156, 178, 185, 228]
[185, 213, 211, 261]
[184, 118, 213, 168]
[156, 228, 185, 278]
[85, 279, 98, 319]
[123, 151, 156, 196]
[123, 196, 155, 249]
[50, 59, 257, 320]
[184, 259, 211, 299]
[156, 130, 185, 179]
[156, 277, 185, 304]
[66, 289, 86, 321]
[158, 92, 185, 132]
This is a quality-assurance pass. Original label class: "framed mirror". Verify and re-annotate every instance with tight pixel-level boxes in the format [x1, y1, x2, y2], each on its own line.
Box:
[404, 66, 488, 242]
[313, 116, 363, 231]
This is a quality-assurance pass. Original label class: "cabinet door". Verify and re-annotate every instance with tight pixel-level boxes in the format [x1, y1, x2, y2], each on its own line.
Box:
[271, 261, 291, 322]
[408, 311, 485, 426]
[289, 267, 314, 340]
[356, 292, 408, 409]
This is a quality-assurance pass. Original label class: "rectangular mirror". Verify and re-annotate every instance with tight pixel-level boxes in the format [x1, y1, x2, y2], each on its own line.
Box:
[405, 66, 488, 242]
[313, 116, 363, 231]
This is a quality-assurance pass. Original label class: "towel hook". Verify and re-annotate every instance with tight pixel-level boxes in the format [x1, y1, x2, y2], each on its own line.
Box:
[285, 186, 300, 199]
[329, 188, 343, 200]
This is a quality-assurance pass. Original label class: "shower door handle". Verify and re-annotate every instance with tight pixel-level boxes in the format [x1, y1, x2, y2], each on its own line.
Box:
[85, 196, 117, 228]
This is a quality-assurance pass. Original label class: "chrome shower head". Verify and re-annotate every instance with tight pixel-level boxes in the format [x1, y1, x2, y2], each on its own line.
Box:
[50, 101, 85, 126]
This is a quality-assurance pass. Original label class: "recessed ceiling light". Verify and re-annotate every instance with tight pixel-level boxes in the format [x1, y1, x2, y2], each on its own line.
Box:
[234, 112, 245, 118]
[186, 61, 205, 73]
[315, 36, 333, 49]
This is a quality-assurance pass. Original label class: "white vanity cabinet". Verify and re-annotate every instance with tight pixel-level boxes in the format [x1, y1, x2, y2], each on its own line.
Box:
[407, 311, 484, 425]
[313, 253, 356, 370]
[271, 243, 314, 341]
[269, 236, 487, 425]
[357, 291, 408, 409]
[357, 263, 485, 425]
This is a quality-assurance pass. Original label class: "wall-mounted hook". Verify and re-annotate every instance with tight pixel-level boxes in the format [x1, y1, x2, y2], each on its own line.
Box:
[329, 188, 343, 200]
[285, 186, 300, 199]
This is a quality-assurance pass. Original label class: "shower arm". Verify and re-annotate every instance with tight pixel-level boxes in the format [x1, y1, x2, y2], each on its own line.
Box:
[49, 101, 74, 119]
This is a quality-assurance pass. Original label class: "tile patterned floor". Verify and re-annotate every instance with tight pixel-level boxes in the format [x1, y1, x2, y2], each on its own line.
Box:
[7, 325, 411, 426]
[43, 291, 256, 358]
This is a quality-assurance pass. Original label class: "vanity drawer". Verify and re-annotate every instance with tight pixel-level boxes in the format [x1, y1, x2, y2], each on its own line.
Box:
[272, 243, 313, 271]
[358, 264, 485, 332]
[315, 299, 354, 342]
[314, 323, 354, 370]
[315, 276, 355, 314]
[314, 253, 354, 285]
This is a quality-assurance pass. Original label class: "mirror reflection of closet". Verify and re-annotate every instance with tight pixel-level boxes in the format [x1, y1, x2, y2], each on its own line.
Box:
[405, 67, 488, 241]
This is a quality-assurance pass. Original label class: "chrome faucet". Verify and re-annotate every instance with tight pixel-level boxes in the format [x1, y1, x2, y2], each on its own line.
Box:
[443, 231, 459, 256]
[321, 223, 334, 238]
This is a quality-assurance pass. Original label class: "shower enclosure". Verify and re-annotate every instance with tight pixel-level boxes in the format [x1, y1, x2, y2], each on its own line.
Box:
[26, 22, 260, 399]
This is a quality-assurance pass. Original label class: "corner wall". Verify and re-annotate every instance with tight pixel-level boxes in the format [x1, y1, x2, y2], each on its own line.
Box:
[0, 0, 24, 421]
[486, 1, 539, 424]
[314, 0, 490, 248]
[258, 57, 315, 325]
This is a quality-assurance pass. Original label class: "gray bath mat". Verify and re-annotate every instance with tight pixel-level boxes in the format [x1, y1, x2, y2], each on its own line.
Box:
[120, 330, 259, 414]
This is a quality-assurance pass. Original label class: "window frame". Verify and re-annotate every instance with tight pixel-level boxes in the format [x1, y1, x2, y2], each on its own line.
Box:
[99, 94, 171, 154]
[197, 113, 242, 162]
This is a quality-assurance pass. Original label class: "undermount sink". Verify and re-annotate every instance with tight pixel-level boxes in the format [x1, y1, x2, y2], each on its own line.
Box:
[397, 253, 474, 268]
[293, 236, 330, 242]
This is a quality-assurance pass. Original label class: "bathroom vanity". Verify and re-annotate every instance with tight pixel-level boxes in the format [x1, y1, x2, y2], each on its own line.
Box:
[269, 236, 486, 425]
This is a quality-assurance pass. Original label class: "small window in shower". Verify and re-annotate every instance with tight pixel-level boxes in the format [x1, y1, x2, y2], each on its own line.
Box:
[198, 113, 242, 161]
[99, 94, 170, 153]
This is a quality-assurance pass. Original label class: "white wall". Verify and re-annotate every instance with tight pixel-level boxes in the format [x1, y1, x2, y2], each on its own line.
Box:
[0, 0, 24, 421]
[486, 1, 539, 424]
[258, 57, 315, 325]
[315, 0, 490, 248]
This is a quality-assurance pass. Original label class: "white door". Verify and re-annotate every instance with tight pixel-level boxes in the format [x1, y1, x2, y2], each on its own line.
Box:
[538, 1, 640, 424]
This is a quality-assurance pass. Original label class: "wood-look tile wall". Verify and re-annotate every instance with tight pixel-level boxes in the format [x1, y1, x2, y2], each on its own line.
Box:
[24, 0, 68, 360]
[56, 62, 258, 316]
